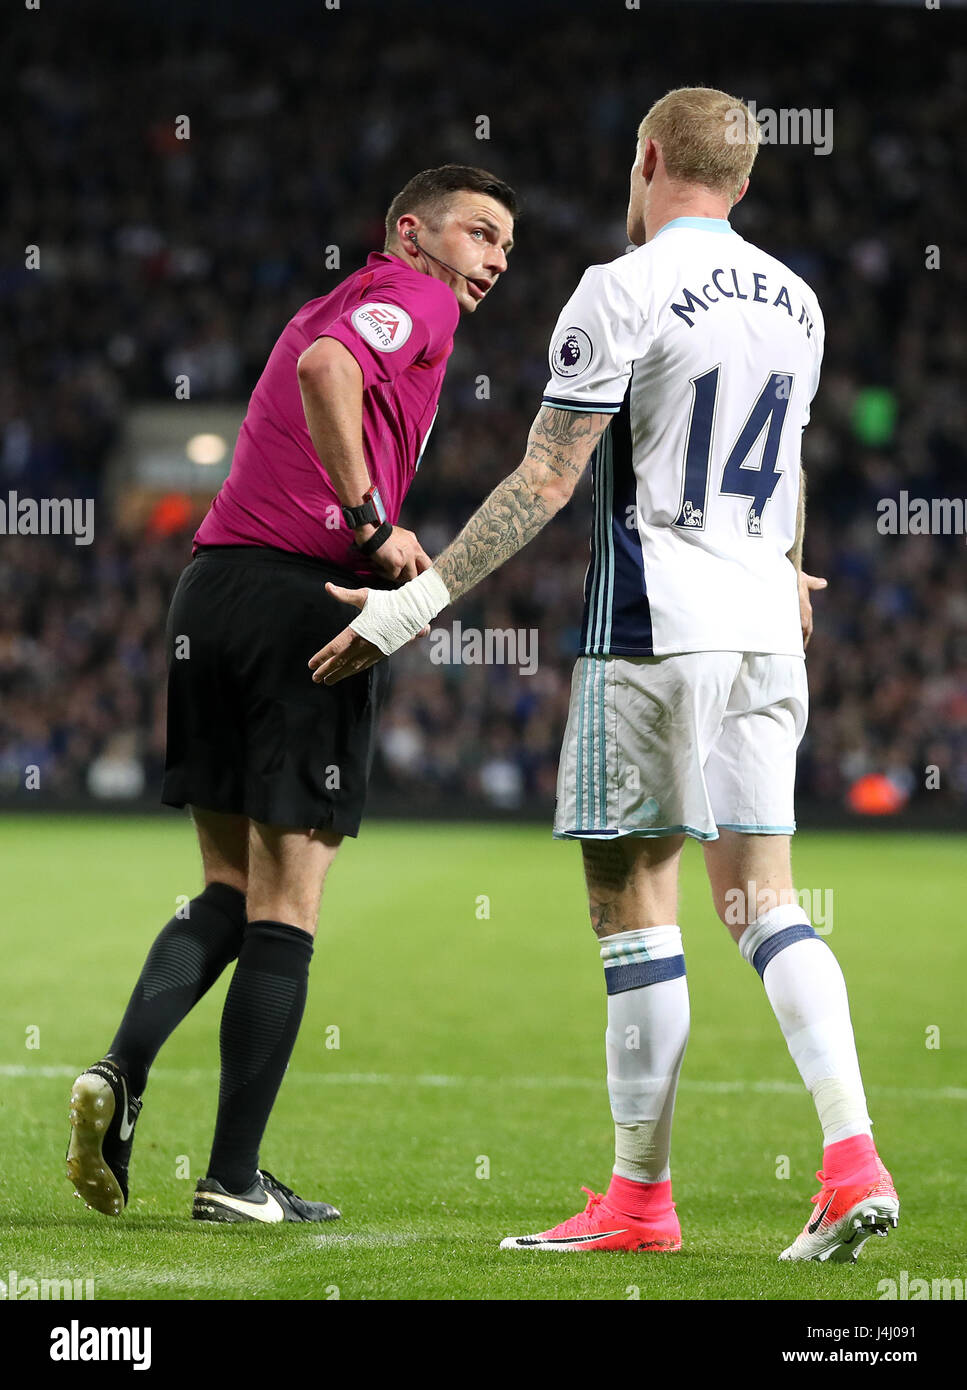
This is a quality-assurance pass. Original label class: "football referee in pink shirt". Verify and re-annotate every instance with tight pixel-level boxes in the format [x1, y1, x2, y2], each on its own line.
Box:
[66, 165, 517, 1224]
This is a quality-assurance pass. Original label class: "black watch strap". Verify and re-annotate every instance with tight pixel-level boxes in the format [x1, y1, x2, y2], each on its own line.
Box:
[354, 520, 393, 556]
[342, 485, 387, 530]
[341, 499, 381, 529]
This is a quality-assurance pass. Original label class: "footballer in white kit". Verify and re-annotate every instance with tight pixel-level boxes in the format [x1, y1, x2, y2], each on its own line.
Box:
[314, 87, 900, 1264]
[549, 215, 820, 843]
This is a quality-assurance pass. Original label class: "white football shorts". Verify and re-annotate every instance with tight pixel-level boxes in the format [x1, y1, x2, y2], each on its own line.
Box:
[554, 652, 808, 842]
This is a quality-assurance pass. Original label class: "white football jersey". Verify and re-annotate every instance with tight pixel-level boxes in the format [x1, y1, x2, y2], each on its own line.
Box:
[542, 217, 824, 657]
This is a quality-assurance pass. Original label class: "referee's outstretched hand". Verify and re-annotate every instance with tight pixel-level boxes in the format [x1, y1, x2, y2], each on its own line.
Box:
[308, 586, 429, 685]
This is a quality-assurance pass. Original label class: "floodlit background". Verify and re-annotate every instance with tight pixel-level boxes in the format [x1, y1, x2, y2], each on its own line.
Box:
[3, 0, 967, 826]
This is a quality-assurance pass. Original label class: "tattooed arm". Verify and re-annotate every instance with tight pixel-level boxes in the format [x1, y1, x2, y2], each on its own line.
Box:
[434, 407, 610, 604]
[308, 406, 611, 684]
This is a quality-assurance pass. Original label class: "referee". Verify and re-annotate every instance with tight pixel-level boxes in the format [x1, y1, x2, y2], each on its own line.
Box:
[66, 165, 517, 1223]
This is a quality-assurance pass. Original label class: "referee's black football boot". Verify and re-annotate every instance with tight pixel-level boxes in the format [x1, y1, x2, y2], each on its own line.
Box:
[67, 1059, 143, 1216]
[192, 1169, 341, 1224]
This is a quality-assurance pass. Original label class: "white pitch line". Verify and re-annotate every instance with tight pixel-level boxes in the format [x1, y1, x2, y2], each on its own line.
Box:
[310, 1231, 426, 1249]
[0, 1065, 80, 1079]
[1, 1064, 965, 1103]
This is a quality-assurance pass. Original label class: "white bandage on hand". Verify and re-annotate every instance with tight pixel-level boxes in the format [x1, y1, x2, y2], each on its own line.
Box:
[349, 568, 451, 656]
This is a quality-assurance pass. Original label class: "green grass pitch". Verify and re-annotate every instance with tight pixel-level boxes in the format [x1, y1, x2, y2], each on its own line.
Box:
[1, 815, 963, 1301]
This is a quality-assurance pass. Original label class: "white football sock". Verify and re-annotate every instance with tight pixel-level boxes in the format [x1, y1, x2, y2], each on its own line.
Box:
[738, 904, 872, 1144]
[601, 925, 690, 1183]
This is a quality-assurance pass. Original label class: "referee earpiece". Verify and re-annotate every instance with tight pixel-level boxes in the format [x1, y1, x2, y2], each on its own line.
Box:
[404, 230, 477, 286]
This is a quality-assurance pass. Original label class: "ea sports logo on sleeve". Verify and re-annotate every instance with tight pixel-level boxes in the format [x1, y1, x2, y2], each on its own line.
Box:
[351, 302, 413, 352]
[551, 326, 593, 378]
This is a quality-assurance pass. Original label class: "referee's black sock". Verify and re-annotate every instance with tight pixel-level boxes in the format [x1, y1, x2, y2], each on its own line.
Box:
[206, 920, 314, 1194]
[106, 882, 247, 1097]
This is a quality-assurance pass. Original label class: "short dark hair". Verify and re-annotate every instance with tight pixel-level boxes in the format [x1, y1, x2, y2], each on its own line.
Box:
[384, 164, 518, 247]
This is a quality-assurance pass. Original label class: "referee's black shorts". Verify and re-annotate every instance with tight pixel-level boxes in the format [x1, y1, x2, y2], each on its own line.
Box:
[161, 545, 391, 835]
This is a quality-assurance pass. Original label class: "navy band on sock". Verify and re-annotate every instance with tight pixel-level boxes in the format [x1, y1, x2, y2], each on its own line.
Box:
[604, 954, 686, 995]
[752, 923, 817, 978]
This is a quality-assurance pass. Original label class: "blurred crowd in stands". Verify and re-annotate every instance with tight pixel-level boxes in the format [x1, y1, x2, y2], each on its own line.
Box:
[2, 3, 966, 811]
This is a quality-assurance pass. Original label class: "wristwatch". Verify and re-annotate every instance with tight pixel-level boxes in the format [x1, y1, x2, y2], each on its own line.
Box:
[341, 485, 387, 531]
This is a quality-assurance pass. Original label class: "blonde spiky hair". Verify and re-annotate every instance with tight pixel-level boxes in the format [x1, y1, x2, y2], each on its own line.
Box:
[638, 87, 760, 202]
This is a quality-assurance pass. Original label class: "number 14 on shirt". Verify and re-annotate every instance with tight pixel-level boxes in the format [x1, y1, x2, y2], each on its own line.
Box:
[675, 367, 794, 537]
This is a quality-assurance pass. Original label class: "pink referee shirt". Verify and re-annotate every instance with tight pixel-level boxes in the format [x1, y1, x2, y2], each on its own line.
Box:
[194, 252, 459, 576]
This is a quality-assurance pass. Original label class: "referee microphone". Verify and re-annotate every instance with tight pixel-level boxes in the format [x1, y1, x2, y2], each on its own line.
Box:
[406, 230, 478, 284]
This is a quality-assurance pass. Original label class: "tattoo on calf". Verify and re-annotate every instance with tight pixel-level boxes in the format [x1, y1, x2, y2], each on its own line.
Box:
[582, 839, 631, 893]
[588, 900, 633, 940]
[582, 840, 634, 940]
